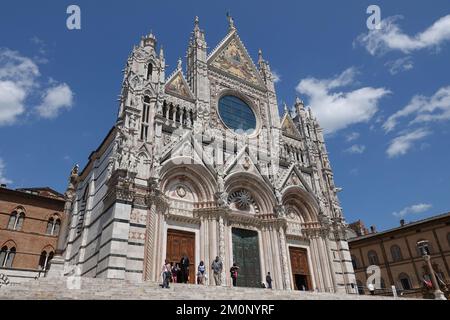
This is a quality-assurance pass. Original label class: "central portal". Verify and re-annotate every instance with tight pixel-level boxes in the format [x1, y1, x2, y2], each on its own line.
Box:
[166, 229, 195, 284]
[231, 228, 261, 288]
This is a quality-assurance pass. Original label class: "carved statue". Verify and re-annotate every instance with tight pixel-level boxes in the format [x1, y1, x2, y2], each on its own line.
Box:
[275, 188, 283, 205]
[67, 164, 79, 191]
[216, 191, 229, 208]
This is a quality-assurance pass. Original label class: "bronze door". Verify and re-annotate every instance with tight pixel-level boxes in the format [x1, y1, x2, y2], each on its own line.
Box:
[166, 229, 195, 284]
[289, 246, 312, 290]
[232, 228, 261, 288]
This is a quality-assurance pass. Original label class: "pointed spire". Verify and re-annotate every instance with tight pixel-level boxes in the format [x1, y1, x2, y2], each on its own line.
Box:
[258, 49, 264, 64]
[194, 16, 199, 30]
[295, 96, 304, 109]
[283, 102, 289, 115]
[159, 45, 164, 60]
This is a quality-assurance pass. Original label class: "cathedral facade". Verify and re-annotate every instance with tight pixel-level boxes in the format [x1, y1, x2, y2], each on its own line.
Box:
[57, 17, 356, 293]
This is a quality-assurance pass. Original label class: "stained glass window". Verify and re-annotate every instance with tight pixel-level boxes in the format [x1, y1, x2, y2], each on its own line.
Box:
[218, 95, 256, 134]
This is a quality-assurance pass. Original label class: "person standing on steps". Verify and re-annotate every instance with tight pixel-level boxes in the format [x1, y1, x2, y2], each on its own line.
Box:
[180, 254, 190, 284]
[266, 272, 273, 289]
[197, 261, 206, 285]
[161, 259, 171, 289]
[211, 256, 223, 286]
[171, 263, 179, 283]
[230, 263, 240, 287]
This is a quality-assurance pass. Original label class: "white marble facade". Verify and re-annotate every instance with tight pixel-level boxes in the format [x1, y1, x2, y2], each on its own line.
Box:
[61, 17, 356, 293]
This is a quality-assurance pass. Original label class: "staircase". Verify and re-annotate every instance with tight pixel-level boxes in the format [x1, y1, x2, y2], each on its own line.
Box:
[0, 277, 413, 300]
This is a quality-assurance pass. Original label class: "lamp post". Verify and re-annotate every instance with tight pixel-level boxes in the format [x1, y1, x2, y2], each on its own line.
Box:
[417, 240, 446, 300]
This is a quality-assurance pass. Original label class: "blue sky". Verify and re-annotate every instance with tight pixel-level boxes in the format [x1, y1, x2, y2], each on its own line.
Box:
[0, 1, 449, 231]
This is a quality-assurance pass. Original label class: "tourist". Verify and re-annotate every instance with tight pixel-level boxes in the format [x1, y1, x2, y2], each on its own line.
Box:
[266, 272, 272, 289]
[230, 263, 240, 287]
[211, 256, 223, 286]
[180, 254, 190, 283]
[161, 259, 171, 289]
[197, 261, 206, 285]
[171, 263, 179, 283]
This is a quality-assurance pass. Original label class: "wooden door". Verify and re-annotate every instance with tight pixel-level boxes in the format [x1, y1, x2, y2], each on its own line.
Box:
[289, 246, 312, 290]
[232, 228, 261, 288]
[166, 229, 195, 284]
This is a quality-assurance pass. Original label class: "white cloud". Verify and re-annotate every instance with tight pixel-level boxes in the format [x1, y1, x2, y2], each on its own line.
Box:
[272, 71, 281, 83]
[385, 56, 414, 75]
[386, 128, 430, 158]
[356, 15, 450, 55]
[346, 131, 360, 142]
[296, 67, 390, 134]
[0, 48, 74, 125]
[0, 49, 40, 125]
[36, 84, 74, 119]
[0, 157, 12, 185]
[393, 203, 432, 218]
[345, 144, 366, 154]
[383, 86, 450, 132]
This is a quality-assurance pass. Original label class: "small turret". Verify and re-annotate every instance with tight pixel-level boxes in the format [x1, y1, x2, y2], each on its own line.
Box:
[141, 32, 157, 49]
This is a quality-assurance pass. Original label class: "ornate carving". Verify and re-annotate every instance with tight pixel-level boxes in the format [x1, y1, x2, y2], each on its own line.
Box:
[176, 186, 187, 198]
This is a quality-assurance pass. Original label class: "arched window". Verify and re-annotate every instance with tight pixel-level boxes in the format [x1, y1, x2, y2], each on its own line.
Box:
[140, 96, 151, 141]
[1, 246, 16, 268]
[351, 255, 359, 269]
[416, 239, 432, 256]
[46, 218, 54, 234]
[390, 245, 403, 262]
[38, 250, 54, 271]
[367, 250, 379, 265]
[16, 213, 24, 230]
[146, 63, 153, 80]
[7, 212, 17, 229]
[46, 215, 61, 236]
[7, 210, 25, 231]
[0, 246, 7, 267]
[398, 273, 412, 290]
[38, 250, 47, 269]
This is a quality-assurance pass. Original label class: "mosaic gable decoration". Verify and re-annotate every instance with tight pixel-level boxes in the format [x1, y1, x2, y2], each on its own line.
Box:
[282, 114, 301, 138]
[210, 36, 264, 88]
[165, 71, 194, 100]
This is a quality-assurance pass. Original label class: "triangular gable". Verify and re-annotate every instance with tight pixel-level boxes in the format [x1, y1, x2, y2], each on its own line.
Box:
[281, 113, 302, 138]
[161, 130, 216, 177]
[224, 146, 273, 187]
[208, 32, 266, 89]
[279, 165, 312, 193]
[165, 70, 195, 101]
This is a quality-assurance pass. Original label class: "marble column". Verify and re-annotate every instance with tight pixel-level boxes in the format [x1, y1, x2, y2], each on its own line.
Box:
[218, 214, 226, 286]
[278, 225, 291, 290]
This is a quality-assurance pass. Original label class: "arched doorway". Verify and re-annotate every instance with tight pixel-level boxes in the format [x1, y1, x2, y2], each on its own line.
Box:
[231, 228, 261, 288]
[289, 247, 312, 291]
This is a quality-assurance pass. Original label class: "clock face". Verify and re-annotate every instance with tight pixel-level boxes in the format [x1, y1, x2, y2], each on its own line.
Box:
[218, 95, 256, 134]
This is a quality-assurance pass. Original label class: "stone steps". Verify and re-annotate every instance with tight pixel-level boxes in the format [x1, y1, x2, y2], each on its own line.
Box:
[0, 277, 413, 300]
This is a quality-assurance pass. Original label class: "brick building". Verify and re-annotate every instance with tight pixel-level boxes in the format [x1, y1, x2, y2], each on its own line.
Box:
[0, 185, 65, 283]
[348, 212, 450, 298]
